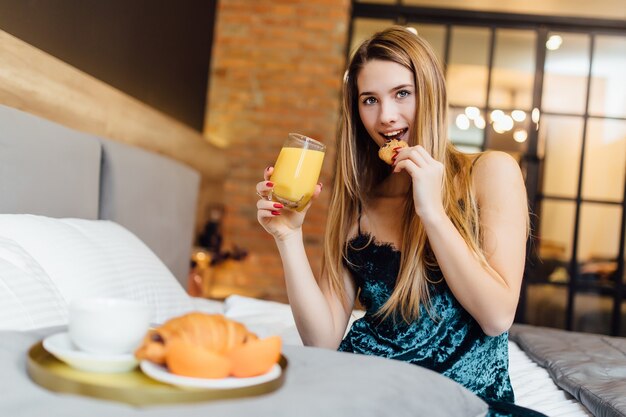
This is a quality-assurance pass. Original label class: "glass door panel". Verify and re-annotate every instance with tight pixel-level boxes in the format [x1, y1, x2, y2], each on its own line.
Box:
[407, 23, 447, 65]
[571, 292, 618, 333]
[578, 203, 621, 287]
[489, 29, 536, 111]
[542, 33, 590, 115]
[589, 36, 626, 118]
[447, 27, 490, 107]
[623, 215, 626, 285]
[485, 113, 531, 159]
[538, 116, 584, 198]
[578, 203, 622, 260]
[582, 119, 626, 201]
[538, 200, 576, 278]
[525, 283, 567, 328]
[449, 106, 485, 152]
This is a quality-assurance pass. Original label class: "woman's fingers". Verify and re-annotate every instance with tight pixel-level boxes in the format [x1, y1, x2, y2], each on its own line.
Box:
[393, 146, 444, 182]
[414, 145, 435, 163]
[255, 180, 275, 199]
[393, 159, 419, 176]
[394, 145, 428, 168]
[257, 198, 283, 217]
[256, 166, 276, 199]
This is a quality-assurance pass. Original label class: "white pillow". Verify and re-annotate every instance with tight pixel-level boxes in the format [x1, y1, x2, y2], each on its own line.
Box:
[224, 295, 303, 345]
[188, 296, 224, 315]
[223, 295, 366, 346]
[0, 214, 195, 324]
[0, 236, 67, 330]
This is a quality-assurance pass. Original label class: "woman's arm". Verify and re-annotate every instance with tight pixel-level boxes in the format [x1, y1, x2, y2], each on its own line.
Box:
[274, 232, 357, 348]
[256, 167, 356, 348]
[394, 148, 528, 336]
[425, 151, 527, 336]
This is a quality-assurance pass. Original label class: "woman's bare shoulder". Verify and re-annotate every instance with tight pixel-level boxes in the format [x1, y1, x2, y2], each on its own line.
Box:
[471, 151, 525, 198]
[472, 151, 521, 177]
[472, 150, 519, 169]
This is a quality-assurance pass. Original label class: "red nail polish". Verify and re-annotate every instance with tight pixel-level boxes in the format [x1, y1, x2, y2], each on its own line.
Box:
[393, 147, 402, 151]
[266, 182, 274, 187]
[271, 210, 281, 216]
[273, 203, 283, 208]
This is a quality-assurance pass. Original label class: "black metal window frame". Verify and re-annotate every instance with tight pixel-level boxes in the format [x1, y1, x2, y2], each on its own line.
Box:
[349, 1, 626, 335]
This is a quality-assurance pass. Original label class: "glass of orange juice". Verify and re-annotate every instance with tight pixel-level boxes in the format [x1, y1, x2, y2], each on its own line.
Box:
[270, 133, 325, 211]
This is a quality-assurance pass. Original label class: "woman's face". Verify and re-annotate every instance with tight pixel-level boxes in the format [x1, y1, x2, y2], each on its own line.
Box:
[356, 59, 416, 148]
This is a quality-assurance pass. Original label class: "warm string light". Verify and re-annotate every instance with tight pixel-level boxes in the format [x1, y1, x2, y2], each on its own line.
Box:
[454, 106, 538, 143]
[491, 111, 514, 134]
[458, 106, 486, 130]
[546, 35, 563, 51]
[511, 110, 526, 122]
[456, 114, 470, 130]
[513, 129, 528, 143]
[474, 116, 486, 129]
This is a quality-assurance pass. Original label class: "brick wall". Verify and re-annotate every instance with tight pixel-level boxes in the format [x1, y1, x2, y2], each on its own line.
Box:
[203, 0, 351, 302]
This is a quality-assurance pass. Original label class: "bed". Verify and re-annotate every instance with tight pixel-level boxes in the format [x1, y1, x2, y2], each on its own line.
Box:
[0, 104, 623, 417]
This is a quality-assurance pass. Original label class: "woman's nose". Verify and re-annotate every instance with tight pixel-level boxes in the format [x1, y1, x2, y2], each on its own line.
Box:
[379, 100, 397, 125]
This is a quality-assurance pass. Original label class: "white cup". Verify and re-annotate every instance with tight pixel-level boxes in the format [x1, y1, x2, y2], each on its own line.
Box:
[68, 297, 152, 355]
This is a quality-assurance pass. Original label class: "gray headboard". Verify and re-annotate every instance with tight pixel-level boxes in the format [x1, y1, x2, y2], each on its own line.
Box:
[0, 104, 200, 287]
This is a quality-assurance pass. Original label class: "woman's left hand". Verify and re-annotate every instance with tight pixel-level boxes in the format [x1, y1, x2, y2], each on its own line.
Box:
[392, 145, 445, 221]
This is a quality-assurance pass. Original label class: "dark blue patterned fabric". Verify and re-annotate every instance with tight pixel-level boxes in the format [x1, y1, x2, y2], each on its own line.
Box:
[339, 234, 546, 417]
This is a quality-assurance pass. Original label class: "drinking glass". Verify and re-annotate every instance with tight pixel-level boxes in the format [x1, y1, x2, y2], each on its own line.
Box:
[269, 133, 326, 211]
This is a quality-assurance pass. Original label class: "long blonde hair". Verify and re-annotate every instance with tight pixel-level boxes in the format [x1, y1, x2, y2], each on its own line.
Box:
[322, 26, 489, 322]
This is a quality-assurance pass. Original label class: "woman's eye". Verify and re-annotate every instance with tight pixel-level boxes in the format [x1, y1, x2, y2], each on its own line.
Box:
[397, 90, 411, 99]
[362, 97, 377, 105]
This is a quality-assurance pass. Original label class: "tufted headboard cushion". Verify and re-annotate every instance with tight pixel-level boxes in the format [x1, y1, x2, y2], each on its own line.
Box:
[0, 104, 199, 286]
[0, 104, 101, 219]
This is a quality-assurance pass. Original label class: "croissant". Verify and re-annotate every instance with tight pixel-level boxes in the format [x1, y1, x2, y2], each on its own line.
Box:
[135, 313, 258, 365]
[136, 312, 282, 378]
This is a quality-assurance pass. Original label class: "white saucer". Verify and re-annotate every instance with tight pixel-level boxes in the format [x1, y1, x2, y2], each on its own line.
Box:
[42, 332, 139, 373]
[140, 361, 281, 389]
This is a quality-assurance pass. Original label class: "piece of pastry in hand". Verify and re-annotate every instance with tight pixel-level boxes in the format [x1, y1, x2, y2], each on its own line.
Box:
[378, 139, 408, 165]
[135, 312, 282, 379]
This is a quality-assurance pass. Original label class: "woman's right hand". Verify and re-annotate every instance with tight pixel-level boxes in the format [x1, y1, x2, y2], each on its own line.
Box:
[256, 166, 322, 241]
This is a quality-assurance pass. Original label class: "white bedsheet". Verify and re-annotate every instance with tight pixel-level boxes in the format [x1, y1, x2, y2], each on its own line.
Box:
[197, 295, 592, 417]
[508, 340, 591, 417]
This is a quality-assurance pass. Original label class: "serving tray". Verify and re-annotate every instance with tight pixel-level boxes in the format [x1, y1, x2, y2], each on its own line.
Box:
[26, 340, 287, 406]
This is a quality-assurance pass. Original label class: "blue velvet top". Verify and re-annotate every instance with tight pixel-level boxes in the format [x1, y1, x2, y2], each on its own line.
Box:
[338, 233, 546, 417]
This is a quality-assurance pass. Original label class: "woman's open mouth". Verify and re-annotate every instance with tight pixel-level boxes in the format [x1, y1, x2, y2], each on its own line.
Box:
[380, 127, 408, 142]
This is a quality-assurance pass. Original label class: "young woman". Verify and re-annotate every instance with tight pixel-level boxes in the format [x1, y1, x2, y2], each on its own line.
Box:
[256, 26, 542, 416]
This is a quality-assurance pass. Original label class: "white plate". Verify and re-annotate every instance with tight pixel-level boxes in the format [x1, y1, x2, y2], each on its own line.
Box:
[140, 360, 281, 389]
[42, 332, 139, 373]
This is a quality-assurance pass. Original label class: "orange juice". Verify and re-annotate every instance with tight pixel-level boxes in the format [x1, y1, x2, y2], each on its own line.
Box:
[270, 147, 325, 210]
